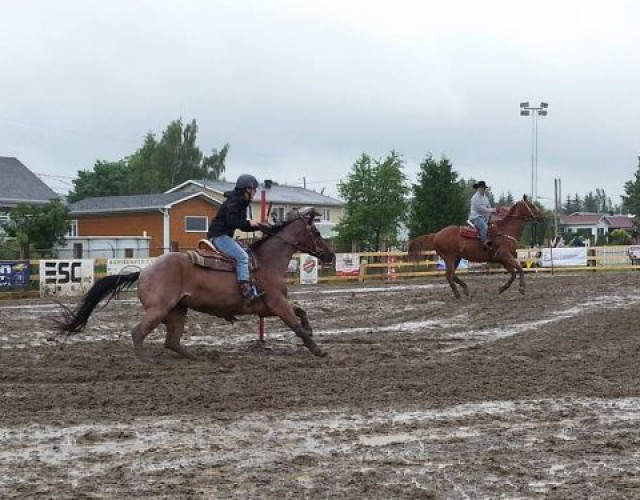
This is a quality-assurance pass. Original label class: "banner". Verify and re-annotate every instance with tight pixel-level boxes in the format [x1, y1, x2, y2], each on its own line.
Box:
[437, 257, 468, 270]
[540, 247, 587, 267]
[107, 258, 155, 275]
[299, 253, 318, 285]
[335, 253, 360, 276]
[0, 261, 30, 290]
[40, 259, 95, 297]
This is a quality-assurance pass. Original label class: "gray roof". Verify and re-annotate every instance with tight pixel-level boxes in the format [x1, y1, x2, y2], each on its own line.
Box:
[0, 157, 59, 206]
[169, 180, 343, 206]
[69, 192, 219, 215]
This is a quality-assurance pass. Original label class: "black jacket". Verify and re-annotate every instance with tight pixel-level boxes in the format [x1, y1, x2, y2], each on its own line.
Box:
[208, 189, 255, 238]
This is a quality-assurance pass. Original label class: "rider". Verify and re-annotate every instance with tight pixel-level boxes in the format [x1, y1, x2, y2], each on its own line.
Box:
[469, 180, 497, 251]
[207, 174, 266, 304]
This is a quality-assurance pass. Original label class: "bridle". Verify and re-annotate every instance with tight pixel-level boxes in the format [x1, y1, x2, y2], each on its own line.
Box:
[499, 200, 542, 221]
[270, 216, 330, 259]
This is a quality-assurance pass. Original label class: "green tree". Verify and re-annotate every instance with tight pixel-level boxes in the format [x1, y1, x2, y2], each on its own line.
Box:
[610, 228, 631, 245]
[2, 200, 71, 258]
[497, 191, 515, 207]
[622, 156, 640, 216]
[408, 155, 467, 237]
[335, 151, 409, 251]
[67, 160, 129, 203]
[583, 192, 598, 212]
[67, 118, 228, 201]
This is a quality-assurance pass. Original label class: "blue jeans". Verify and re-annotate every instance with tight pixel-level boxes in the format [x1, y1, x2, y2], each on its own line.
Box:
[471, 216, 489, 243]
[211, 235, 250, 282]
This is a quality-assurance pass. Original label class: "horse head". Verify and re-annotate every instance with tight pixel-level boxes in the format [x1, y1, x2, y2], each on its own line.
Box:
[510, 195, 545, 221]
[260, 207, 335, 263]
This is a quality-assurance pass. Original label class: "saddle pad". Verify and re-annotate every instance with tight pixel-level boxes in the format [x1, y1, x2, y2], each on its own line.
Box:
[188, 240, 259, 273]
[460, 226, 479, 239]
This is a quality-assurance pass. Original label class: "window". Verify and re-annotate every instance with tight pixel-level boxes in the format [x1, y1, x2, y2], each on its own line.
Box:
[67, 220, 78, 237]
[125, 248, 134, 258]
[321, 208, 331, 221]
[73, 243, 83, 259]
[185, 216, 208, 232]
[271, 207, 285, 223]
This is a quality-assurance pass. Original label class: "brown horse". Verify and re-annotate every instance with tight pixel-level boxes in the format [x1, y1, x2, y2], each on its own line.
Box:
[55, 208, 335, 359]
[408, 196, 544, 298]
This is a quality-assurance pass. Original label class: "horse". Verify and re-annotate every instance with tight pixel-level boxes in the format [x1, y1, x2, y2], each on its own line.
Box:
[408, 196, 544, 298]
[55, 207, 335, 359]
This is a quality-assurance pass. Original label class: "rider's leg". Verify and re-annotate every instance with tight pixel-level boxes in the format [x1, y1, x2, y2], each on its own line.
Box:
[472, 217, 490, 248]
[211, 235, 263, 303]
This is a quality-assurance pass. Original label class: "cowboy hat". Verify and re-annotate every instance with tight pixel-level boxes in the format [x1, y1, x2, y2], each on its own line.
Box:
[473, 180, 489, 189]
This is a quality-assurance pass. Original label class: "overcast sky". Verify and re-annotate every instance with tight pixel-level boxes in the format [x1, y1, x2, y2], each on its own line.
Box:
[2, 1, 639, 208]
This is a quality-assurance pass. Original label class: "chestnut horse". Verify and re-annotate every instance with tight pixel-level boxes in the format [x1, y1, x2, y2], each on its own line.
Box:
[55, 208, 334, 359]
[408, 196, 544, 298]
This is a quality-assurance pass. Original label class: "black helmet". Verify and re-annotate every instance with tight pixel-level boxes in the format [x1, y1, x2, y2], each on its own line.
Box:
[235, 174, 259, 190]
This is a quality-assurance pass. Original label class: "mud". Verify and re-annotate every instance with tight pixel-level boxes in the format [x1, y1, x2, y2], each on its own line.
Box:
[1, 272, 639, 499]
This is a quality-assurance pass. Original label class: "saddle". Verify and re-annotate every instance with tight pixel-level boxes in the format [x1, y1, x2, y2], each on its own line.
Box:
[460, 221, 483, 240]
[186, 239, 259, 273]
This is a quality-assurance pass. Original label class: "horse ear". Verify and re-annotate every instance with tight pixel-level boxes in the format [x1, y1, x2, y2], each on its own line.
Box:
[523, 194, 528, 202]
[298, 206, 319, 223]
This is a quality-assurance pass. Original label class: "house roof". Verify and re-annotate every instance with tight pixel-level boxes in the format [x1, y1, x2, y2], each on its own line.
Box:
[559, 212, 636, 229]
[168, 180, 344, 207]
[68, 191, 220, 215]
[0, 157, 59, 205]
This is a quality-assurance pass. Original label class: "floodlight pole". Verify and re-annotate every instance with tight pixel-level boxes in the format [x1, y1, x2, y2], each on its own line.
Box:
[519, 102, 549, 202]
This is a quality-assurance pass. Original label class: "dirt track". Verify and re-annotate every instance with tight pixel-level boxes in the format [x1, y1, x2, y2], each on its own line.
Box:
[1, 271, 640, 499]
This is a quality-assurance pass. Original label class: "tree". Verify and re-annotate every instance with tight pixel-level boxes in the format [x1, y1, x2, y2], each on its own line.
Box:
[583, 191, 598, 212]
[67, 118, 229, 201]
[335, 151, 409, 251]
[408, 155, 467, 238]
[497, 191, 515, 207]
[2, 200, 71, 258]
[622, 156, 640, 216]
[66, 160, 129, 203]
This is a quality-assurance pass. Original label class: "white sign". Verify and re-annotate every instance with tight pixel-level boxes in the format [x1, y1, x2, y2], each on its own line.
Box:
[299, 253, 318, 285]
[437, 257, 468, 270]
[541, 247, 588, 267]
[107, 258, 155, 275]
[335, 253, 360, 276]
[40, 259, 94, 297]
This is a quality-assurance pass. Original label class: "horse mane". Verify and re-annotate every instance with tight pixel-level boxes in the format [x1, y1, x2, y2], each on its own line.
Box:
[249, 218, 292, 252]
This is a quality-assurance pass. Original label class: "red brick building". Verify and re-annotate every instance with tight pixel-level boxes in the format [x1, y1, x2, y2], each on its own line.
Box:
[68, 192, 220, 257]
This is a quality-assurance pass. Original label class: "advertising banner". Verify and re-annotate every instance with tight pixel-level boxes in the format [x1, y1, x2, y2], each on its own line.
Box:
[335, 253, 360, 276]
[299, 253, 318, 285]
[40, 259, 95, 297]
[437, 257, 468, 270]
[0, 261, 31, 290]
[540, 247, 587, 267]
[107, 258, 155, 275]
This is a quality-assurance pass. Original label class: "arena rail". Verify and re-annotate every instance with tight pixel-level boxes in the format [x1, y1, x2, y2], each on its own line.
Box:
[0, 245, 638, 299]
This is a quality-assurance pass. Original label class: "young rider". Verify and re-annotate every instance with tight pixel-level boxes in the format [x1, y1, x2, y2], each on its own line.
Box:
[207, 174, 266, 304]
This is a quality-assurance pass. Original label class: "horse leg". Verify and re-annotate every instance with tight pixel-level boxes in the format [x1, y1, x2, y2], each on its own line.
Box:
[131, 306, 167, 359]
[293, 305, 312, 335]
[163, 305, 198, 360]
[444, 260, 462, 299]
[498, 259, 519, 294]
[266, 296, 326, 357]
[453, 258, 469, 296]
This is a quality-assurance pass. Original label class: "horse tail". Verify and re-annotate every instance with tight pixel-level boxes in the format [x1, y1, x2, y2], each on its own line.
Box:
[54, 272, 141, 335]
[408, 233, 436, 258]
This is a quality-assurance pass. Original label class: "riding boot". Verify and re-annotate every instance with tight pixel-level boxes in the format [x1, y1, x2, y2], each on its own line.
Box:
[238, 281, 265, 305]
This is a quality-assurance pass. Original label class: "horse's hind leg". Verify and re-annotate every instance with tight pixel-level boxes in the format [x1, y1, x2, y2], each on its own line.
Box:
[131, 306, 167, 359]
[453, 259, 469, 296]
[444, 260, 462, 298]
[163, 305, 198, 360]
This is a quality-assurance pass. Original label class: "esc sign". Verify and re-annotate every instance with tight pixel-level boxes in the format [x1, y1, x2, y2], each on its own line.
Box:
[39, 259, 95, 297]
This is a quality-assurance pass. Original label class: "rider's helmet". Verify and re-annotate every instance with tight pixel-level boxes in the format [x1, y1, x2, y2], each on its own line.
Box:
[235, 174, 259, 191]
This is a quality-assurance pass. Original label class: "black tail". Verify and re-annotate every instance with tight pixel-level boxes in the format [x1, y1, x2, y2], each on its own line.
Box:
[54, 272, 141, 335]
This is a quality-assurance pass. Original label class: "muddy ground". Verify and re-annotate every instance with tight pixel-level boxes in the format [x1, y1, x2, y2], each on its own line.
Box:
[1, 271, 639, 499]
